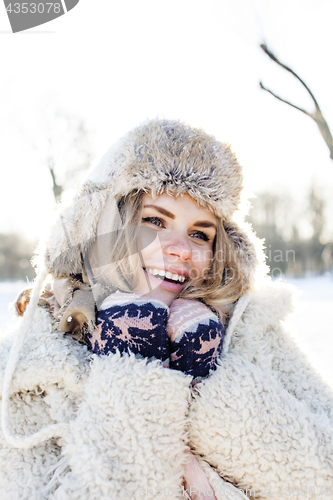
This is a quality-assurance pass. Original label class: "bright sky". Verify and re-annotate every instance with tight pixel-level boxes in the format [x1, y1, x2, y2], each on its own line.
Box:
[1, 0, 333, 240]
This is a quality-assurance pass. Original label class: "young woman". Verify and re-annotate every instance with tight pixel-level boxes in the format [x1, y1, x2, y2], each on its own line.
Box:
[1, 119, 332, 500]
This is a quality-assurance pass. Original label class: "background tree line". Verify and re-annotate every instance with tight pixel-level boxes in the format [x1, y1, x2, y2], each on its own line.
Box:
[246, 186, 333, 278]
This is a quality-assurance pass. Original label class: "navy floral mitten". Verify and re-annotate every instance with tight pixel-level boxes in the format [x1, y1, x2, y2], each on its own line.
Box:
[167, 299, 225, 379]
[87, 291, 170, 365]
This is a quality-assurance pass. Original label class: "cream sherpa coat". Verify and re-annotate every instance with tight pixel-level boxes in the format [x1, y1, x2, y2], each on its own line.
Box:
[0, 279, 332, 500]
[1, 119, 332, 499]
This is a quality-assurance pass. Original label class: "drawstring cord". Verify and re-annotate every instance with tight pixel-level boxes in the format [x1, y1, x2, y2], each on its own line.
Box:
[1, 267, 69, 449]
[223, 294, 251, 354]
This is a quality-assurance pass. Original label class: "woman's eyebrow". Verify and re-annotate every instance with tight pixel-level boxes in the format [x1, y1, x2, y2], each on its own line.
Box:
[193, 221, 217, 230]
[143, 205, 175, 219]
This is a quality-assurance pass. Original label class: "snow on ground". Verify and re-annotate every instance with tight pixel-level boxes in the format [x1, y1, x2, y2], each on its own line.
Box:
[280, 274, 333, 387]
[0, 275, 332, 386]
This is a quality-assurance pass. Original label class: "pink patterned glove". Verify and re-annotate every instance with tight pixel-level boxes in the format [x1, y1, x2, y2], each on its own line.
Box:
[167, 299, 225, 379]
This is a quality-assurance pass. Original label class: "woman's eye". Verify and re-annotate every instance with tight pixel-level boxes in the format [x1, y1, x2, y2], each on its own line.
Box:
[142, 216, 165, 228]
[191, 231, 209, 242]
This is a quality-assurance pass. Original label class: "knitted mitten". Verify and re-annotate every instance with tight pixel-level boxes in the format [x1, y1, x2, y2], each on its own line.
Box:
[87, 292, 170, 364]
[167, 299, 225, 379]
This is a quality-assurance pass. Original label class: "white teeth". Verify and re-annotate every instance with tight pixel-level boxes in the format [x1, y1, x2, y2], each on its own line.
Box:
[146, 268, 186, 283]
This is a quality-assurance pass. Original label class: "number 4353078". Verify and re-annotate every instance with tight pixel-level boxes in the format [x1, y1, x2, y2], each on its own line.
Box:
[6, 3, 61, 14]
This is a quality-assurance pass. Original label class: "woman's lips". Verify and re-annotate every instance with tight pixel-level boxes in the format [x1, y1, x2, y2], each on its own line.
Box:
[145, 267, 188, 282]
[143, 268, 187, 293]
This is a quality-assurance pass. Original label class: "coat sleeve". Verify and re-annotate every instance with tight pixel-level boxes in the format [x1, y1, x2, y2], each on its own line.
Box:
[188, 352, 333, 499]
[232, 281, 333, 417]
[0, 306, 89, 500]
[187, 284, 333, 500]
[52, 351, 192, 500]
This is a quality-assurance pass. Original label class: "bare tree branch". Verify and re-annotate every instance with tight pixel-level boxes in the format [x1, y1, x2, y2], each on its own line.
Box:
[260, 43, 333, 160]
[261, 44, 320, 108]
[259, 82, 310, 116]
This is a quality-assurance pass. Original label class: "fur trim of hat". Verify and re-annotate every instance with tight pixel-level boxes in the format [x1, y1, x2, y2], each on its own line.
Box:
[41, 118, 266, 289]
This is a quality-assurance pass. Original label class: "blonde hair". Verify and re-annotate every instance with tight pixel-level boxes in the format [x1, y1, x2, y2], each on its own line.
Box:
[89, 189, 245, 317]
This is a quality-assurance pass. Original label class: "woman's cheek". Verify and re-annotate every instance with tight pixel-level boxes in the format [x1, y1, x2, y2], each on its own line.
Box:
[140, 237, 164, 265]
[191, 248, 213, 277]
[139, 227, 162, 257]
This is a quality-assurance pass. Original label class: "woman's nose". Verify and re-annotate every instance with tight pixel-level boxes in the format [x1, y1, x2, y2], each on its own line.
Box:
[163, 234, 192, 261]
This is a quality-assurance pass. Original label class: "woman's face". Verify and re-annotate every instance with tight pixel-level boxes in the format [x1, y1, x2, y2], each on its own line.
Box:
[137, 192, 217, 305]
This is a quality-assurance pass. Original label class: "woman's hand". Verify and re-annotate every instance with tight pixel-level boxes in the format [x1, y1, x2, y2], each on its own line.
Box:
[183, 450, 217, 500]
[168, 299, 225, 379]
[88, 293, 170, 364]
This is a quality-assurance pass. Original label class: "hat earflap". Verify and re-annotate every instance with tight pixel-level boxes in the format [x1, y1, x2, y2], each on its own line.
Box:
[223, 220, 267, 291]
[42, 183, 110, 278]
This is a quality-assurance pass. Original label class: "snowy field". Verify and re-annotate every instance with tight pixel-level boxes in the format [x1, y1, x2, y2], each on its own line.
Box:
[0, 275, 332, 387]
[281, 275, 333, 387]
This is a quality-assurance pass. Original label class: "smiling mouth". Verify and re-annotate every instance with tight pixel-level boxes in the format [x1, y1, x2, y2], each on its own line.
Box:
[144, 268, 188, 284]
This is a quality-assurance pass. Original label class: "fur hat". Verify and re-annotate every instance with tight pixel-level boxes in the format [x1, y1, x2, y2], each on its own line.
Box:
[42, 118, 265, 290]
